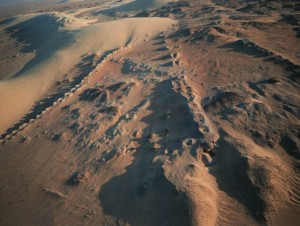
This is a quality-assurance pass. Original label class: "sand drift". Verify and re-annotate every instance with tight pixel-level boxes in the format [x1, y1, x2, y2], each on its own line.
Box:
[0, 13, 176, 133]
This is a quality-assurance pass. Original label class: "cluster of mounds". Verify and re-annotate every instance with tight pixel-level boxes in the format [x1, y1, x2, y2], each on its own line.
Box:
[213, 0, 300, 13]
[165, 0, 300, 225]
[0, 0, 300, 226]
[62, 79, 138, 152]
[122, 58, 153, 78]
[201, 85, 299, 223]
[202, 85, 300, 156]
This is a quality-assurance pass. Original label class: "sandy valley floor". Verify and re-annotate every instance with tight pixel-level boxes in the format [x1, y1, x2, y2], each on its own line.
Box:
[0, 0, 300, 225]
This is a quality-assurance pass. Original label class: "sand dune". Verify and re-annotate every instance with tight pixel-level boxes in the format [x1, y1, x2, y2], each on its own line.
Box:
[0, 0, 299, 226]
[0, 14, 175, 133]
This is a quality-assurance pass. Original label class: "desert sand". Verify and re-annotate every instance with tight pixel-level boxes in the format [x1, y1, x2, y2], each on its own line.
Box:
[0, 0, 299, 225]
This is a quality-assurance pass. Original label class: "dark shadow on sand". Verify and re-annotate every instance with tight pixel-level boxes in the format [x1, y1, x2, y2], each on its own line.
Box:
[210, 129, 267, 222]
[6, 14, 75, 77]
[99, 79, 202, 225]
